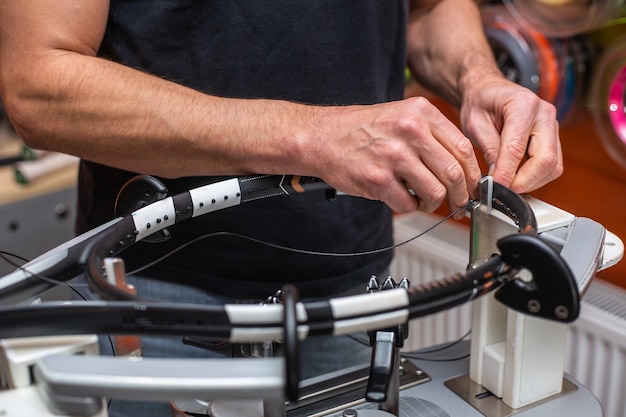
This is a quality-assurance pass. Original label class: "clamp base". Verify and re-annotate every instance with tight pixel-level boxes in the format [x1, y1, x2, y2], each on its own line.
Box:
[445, 374, 578, 417]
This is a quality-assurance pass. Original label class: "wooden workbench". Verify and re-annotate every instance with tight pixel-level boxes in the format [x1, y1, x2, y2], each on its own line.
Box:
[0, 133, 78, 206]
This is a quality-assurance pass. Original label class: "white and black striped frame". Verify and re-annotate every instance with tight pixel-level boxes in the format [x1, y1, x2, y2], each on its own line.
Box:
[0, 174, 579, 343]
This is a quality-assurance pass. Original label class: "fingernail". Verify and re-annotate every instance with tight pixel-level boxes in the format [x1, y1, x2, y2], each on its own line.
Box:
[488, 164, 495, 175]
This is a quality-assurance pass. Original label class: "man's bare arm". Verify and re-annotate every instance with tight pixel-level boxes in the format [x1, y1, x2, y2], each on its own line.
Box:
[0, 0, 328, 178]
[406, 0, 563, 193]
[0, 0, 482, 214]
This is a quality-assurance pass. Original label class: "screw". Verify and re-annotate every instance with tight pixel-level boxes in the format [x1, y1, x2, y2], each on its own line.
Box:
[555, 305, 569, 320]
[528, 299, 541, 313]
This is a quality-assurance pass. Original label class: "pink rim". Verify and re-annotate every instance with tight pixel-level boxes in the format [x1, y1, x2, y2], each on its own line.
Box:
[608, 66, 626, 145]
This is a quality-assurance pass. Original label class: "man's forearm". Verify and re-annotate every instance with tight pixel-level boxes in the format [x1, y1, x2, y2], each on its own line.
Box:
[406, 0, 502, 107]
[4, 53, 321, 179]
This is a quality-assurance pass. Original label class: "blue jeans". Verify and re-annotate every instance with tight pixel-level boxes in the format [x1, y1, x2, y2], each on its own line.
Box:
[78, 274, 375, 417]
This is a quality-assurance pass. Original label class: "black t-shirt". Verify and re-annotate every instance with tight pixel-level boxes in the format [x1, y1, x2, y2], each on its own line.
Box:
[78, 0, 408, 299]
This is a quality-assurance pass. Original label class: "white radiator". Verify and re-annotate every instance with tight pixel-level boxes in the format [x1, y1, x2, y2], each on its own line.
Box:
[391, 212, 626, 417]
[566, 279, 626, 417]
[391, 212, 471, 352]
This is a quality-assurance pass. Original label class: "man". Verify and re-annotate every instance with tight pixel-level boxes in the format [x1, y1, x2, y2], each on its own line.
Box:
[0, 0, 562, 415]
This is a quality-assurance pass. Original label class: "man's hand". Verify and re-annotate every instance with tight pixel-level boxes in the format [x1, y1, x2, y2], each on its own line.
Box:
[311, 97, 482, 215]
[459, 76, 563, 194]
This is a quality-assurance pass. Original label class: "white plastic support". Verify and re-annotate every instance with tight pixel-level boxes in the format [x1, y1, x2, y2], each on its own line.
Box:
[468, 194, 576, 409]
[0, 385, 108, 417]
[0, 334, 99, 389]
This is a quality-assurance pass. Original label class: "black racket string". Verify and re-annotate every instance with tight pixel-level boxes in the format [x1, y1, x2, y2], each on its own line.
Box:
[400, 329, 472, 362]
[0, 250, 90, 299]
[346, 328, 472, 363]
[128, 205, 467, 276]
[0, 205, 465, 296]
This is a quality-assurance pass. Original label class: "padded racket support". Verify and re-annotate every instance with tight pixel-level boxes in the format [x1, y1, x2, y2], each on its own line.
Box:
[281, 284, 301, 402]
[495, 234, 579, 322]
